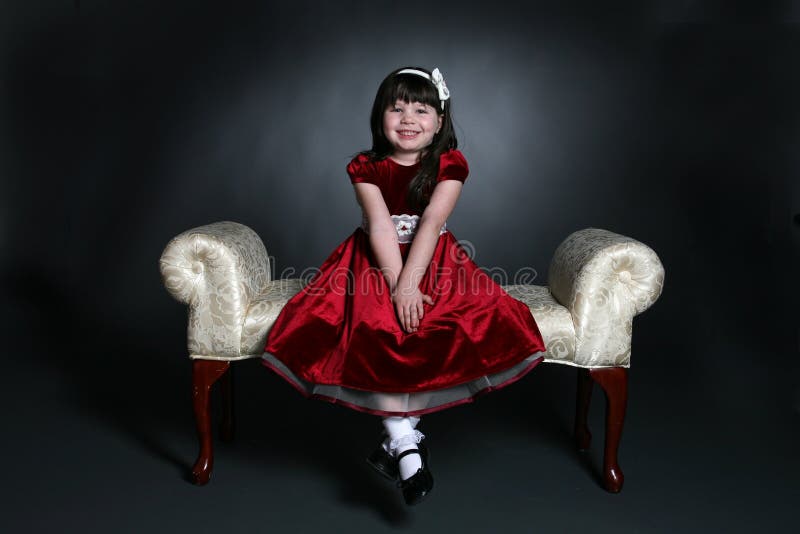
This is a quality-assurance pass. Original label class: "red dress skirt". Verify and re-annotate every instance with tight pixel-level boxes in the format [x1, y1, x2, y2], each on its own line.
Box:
[262, 151, 546, 416]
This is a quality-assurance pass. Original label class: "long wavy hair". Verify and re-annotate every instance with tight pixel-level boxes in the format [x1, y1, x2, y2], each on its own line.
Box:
[360, 66, 458, 212]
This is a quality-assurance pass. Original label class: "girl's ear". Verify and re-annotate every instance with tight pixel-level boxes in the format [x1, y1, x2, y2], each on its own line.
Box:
[436, 114, 443, 134]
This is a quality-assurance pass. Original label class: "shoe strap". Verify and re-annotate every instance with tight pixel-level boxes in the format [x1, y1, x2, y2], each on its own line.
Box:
[396, 448, 421, 461]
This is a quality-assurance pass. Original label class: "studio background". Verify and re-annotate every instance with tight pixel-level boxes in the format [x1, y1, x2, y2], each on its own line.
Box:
[2, 1, 798, 532]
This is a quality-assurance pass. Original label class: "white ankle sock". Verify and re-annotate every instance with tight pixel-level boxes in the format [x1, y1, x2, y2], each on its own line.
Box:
[382, 417, 423, 480]
[383, 416, 421, 451]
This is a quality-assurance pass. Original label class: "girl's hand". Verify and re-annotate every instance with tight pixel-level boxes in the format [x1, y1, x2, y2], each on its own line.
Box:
[391, 286, 434, 333]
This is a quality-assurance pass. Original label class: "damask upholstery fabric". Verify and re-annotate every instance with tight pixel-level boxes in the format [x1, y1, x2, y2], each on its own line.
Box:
[159, 221, 272, 357]
[502, 285, 576, 364]
[160, 223, 664, 368]
[241, 278, 306, 356]
[548, 228, 665, 367]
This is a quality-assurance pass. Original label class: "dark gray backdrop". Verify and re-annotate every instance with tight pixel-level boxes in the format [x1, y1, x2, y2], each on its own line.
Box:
[2, 1, 798, 532]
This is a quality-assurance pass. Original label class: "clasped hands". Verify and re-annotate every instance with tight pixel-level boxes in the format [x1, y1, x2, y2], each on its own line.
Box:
[391, 283, 434, 333]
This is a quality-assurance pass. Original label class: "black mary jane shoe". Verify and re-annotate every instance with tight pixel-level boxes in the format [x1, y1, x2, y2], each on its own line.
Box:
[396, 448, 434, 506]
[366, 441, 429, 481]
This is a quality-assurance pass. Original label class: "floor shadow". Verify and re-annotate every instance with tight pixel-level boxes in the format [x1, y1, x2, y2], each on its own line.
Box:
[4, 263, 195, 472]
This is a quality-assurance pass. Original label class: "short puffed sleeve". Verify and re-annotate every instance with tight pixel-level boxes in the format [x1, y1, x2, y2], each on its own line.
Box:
[347, 154, 386, 185]
[437, 150, 469, 183]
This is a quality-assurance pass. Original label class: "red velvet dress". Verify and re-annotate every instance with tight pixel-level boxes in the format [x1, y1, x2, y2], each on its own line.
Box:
[262, 150, 545, 416]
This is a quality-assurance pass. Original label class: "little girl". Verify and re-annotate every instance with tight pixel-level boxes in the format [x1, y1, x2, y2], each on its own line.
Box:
[263, 66, 546, 506]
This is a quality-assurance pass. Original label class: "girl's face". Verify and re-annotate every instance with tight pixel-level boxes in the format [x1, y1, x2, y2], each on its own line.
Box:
[382, 99, 442, 161]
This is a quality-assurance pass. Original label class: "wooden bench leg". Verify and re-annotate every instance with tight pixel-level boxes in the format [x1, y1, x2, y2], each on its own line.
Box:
[589, 367, 628, 493]
[191, 359, 230, 485]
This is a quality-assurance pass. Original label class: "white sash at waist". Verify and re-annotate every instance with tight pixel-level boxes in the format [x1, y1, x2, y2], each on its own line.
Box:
[361, 213, 447, 244]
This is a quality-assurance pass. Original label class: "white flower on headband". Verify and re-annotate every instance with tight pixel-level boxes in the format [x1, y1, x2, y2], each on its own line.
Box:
[430, 68, 450, 108]
[397, 67, 451, 109]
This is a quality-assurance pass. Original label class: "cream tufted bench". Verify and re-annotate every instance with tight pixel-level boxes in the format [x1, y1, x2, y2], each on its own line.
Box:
[159, 221, 664, 492]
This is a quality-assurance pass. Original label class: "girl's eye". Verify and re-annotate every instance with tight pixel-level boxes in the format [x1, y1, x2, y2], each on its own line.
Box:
[416, 108, 428, 114]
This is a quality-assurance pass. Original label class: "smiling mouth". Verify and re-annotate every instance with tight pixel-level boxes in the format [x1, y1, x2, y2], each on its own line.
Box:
[397, 130, 420, 138]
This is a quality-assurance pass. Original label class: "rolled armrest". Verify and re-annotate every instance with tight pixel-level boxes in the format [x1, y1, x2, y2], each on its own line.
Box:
[159, 221, 271, 358]
[548, 228, 664, 367]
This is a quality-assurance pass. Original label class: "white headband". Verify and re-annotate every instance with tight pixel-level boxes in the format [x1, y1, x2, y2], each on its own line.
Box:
[396, 67, 450, 110]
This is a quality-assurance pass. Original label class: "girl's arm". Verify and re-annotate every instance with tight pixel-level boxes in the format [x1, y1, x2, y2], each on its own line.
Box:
[394, 179, 464, 332]
[352, 182, 403, 291]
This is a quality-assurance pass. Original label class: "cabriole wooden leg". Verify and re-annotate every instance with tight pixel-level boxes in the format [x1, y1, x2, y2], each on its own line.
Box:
[220, 364, 235, 442]
[589, 367, 628, 493]
[191, 359, 230, 485]
[574, 368, 593, 450]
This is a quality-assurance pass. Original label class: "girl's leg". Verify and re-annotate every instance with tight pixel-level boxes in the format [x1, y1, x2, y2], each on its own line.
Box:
[374, 393, 421, 452]
[379, 415, 421, 452]
[382, 416, 423, 479]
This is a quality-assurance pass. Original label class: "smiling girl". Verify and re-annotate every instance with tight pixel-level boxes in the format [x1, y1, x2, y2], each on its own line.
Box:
[263, 66, 546, 506]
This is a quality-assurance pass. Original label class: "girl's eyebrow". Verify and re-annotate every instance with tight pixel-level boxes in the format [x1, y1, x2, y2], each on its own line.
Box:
[390, 100, 430, 109]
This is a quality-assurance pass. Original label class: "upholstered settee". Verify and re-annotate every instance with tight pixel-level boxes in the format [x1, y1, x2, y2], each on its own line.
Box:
[159, 221, 664, 492]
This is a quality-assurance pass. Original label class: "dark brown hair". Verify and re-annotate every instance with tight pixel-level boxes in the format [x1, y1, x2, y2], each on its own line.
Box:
[361, 66, 458, 212]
